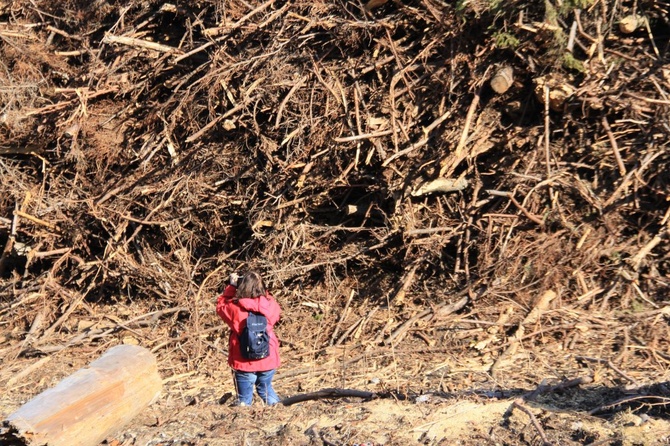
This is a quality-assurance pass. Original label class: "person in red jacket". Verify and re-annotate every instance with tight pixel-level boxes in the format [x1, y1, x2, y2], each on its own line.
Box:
[216, 270, 281, 406]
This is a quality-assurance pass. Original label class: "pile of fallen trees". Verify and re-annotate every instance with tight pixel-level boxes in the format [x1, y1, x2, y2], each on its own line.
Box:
[0, 0, 669, 419]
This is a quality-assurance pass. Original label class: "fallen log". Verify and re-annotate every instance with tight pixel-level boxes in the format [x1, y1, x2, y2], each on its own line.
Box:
[1, 345, 162, 446]
[281, 388, 376, 406]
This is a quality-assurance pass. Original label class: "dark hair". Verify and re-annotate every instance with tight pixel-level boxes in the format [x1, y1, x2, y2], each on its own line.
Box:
[236, 270, 266, 298]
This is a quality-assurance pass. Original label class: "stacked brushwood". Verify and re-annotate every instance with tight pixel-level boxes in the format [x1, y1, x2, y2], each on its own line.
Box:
[0, 0, 669, 416]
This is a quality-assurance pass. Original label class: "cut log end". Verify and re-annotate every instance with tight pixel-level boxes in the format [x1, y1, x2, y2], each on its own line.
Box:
[490, 66, 514, 94]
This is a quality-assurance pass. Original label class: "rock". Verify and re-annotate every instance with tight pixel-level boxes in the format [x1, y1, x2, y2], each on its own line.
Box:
[619, 15, 646, 34]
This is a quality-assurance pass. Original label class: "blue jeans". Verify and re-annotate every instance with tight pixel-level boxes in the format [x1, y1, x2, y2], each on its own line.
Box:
[233, 369, 281, 405]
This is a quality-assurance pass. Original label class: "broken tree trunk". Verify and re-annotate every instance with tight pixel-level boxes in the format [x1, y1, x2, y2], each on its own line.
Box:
[281, 388, 376, 406]
[1, 345, 162, 446]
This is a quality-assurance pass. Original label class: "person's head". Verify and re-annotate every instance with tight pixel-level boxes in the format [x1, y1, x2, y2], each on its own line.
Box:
[236, 270, 266, 298]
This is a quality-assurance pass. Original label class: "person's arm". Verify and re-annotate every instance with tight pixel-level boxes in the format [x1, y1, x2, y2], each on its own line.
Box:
[216, 285, 240, 327]
[222, 284, 237, 299]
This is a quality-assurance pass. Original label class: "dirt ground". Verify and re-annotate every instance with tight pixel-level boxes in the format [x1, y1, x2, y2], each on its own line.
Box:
[113, 383, 670, 446]
[3, 331, 670, 445]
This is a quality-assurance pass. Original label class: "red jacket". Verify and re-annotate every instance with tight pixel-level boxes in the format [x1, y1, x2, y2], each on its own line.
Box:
[216, 285, 281, 372]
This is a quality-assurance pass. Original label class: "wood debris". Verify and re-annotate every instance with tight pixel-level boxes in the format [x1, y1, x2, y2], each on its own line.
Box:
[0, 1, 669, 444]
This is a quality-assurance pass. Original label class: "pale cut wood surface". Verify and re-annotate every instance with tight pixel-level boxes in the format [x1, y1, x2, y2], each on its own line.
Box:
[3, 345, 162, 446]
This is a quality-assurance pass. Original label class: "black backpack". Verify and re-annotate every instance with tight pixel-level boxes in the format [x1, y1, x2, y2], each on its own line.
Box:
[239, 311, 270, 360]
